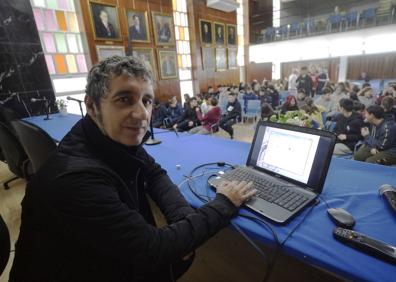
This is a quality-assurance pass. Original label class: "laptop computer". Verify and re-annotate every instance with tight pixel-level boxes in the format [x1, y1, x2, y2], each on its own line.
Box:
[208, 121, 336, 224]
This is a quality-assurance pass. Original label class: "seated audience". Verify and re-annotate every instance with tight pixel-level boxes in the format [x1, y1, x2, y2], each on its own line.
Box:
[353, 101, 366, 119]
[260, 84, 279, 109]
[280, 95, 299, 114]
[260, 103, 275, 121]
[219, 93, 242, 139]
[332, 99, 364, 155]
[163, 96, 183, 128]
[296, 66, 314, 97]
[190, 97, 221, 135]
[195, 93, 203, 105]
[242, 87, 258, 113]
[296, 88, 308, 108]
[333, 82, 348, 103]
[315, 87, 337, 118]
[200, 94, 211, 115]
[376, 84, 396, 105]
[172, 97, 200, 132]
[381, 96, 396, 122]
[354, 105, 396, 164]
[300, 98, 324, 128]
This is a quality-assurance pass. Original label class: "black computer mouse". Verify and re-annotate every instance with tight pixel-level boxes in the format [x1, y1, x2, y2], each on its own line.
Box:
[327, 208, 355, 229]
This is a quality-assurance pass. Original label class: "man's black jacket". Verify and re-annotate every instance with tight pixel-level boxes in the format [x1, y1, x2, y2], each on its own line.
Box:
[333, 112, 364, 150]
[10, 115, 238, 282]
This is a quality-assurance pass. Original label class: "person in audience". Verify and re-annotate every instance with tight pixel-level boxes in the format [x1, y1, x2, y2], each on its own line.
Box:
[296, 66, 314, 97]
[376, 84, 396, 105]
[333, 82, 348, 103]
[195, 93, 203, 105]
[354, 105, 396, 164]
[381, 96, 396, 122]
[332, 99, 364, 155]
[349, 92, 359, 102]
[200, 94, 211, 115]
[296, 88, 308, 108]
[183, 94, 191, 110]
[261, 103, 275, 121]
[219, 93, 242, 139]
[260, 84, 279, 109]
[152, 100, 168, 128]
[300, 97, 324, 128]
[280, 95, 299, 114]
[316, 67, 328, 95]
[163, 96, 183, 128]
[358, 86, 375, 107]
[353, 101, 366, 119]
[358, 71, 371, 82]
[173, 97, 200, 132]
[10, 56, 256, 282]
[190, 97, 221, 135]
[315, 87, 338, 118]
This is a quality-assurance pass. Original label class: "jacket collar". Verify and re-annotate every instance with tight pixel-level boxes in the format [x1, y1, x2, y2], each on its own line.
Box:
[80, 115, 151, 180]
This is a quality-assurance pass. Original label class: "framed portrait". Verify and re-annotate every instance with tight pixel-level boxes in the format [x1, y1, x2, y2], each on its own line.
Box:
[152, 12, 175, 46]
[214, 22, 225, 46]
[96, 45, 125, 61]
[228, 47, 237, 69]
[226, 24, 237, 46]
[158, 50, 178, 79]
[199, 19, 212, 46]
[215, 47, 227, 71]
[89, 1, 121, 41]
[132, 48, 157, 78]
[201, 47, 215, 70]
[126, 10, 150, 43]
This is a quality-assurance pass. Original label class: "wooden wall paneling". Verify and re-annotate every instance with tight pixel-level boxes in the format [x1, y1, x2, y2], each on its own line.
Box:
[190, 0, 239, 93]
[347, 52, 396, 80]
[246, 62, 272, 83]
[79, 0, 180, 103]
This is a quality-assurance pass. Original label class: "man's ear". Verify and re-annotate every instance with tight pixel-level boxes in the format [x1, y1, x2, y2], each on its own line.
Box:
[84, 95, 97, 119]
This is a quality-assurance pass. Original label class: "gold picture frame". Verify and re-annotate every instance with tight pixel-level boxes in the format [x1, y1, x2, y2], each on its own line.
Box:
[126, 9, 150, 43]
[201, 47, 215, 70]
[96, 45, 125, 61]
[227, 47, 237, 69]
[199, 19, 213, 46]
[158, 49, 178, 80]
[89, 1, 121, 41]
[215, 47, 227, 71]
[214, 22, 225, 46]
[226, 24, 237, 46]
[132, 47, 157, 79]
[152, 12, 175, 46]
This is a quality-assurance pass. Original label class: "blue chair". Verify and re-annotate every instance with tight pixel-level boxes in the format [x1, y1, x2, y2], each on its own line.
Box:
[265, 27, 275, 41]
[301, 18, 315, 34]
[290, 22, 300, 36]
[345, 11, 358, 29]
[360, 8, 376, 26]
[328, 14, 342, 32]
[244, 100, 261, 123]
[280, 25, 288, 39]
[278, 91, 290, 106]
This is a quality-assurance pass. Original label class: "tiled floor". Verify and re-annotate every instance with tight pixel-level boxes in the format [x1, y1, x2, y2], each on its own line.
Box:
[0, 121, 343, 282]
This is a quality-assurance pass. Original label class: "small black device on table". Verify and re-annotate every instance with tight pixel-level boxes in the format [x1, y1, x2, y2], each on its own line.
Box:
[333, 227, 396, 265]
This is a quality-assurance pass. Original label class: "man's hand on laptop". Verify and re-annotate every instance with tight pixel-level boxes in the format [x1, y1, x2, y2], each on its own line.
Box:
[217, 181, 256, 207]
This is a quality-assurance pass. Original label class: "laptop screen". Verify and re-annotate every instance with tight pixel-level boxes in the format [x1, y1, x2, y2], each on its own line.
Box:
[247, 122, 335, 191]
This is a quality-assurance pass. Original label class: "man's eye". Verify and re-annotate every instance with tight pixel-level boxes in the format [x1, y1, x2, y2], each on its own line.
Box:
[119, 97, 130, 103]
[143, 98, 153, 106]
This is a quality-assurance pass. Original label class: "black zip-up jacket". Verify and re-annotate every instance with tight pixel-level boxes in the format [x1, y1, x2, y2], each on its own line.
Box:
[178, 105, 200, 125]
[10, 115, 238, 282]
[334, 112, 364, 150]
[224, 100, 242, 122]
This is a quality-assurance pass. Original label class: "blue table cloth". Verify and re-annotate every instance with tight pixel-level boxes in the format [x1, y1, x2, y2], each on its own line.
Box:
[144, 131, 396, 282]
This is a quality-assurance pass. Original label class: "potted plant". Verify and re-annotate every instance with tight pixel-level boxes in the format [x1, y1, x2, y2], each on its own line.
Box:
[56, 99, 68, 116]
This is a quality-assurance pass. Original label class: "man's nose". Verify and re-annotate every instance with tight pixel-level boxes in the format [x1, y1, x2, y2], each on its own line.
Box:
[132, 101, 149, 120]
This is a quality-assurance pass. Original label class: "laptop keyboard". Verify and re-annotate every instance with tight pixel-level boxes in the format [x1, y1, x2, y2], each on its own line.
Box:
[221, 168, 309, 211]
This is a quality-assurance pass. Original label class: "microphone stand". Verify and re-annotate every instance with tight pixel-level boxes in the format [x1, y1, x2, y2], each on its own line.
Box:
[77, 100, 84, 118]
[145, 119, 161, 145]
[43, 97, 51, 120]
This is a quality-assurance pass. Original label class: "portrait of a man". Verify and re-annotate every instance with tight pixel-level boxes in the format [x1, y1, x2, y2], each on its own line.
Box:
[199, 19, 212, 45]
[215, 47, 227, 71]
[126, 10, 150, 42]
[214, 22, 225, 46]
[202, 47, 215, 70]
[96, 45, 125, 61]
[152, 12, 175, 46]
[158, 50, 178, 79]
[132, 48, 156, 78]
[89, 2, 120, 40]
[227, 24, 237, 46]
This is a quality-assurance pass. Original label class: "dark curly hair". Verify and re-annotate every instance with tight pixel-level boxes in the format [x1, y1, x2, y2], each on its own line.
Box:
[85, 56, 153, 108]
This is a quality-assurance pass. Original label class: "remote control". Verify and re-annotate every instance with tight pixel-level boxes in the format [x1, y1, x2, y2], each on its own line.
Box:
[333, 227, 396, 264]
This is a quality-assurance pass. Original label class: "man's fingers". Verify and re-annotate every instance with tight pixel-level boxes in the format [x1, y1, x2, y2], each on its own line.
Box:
[243, 189, 258, 200]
